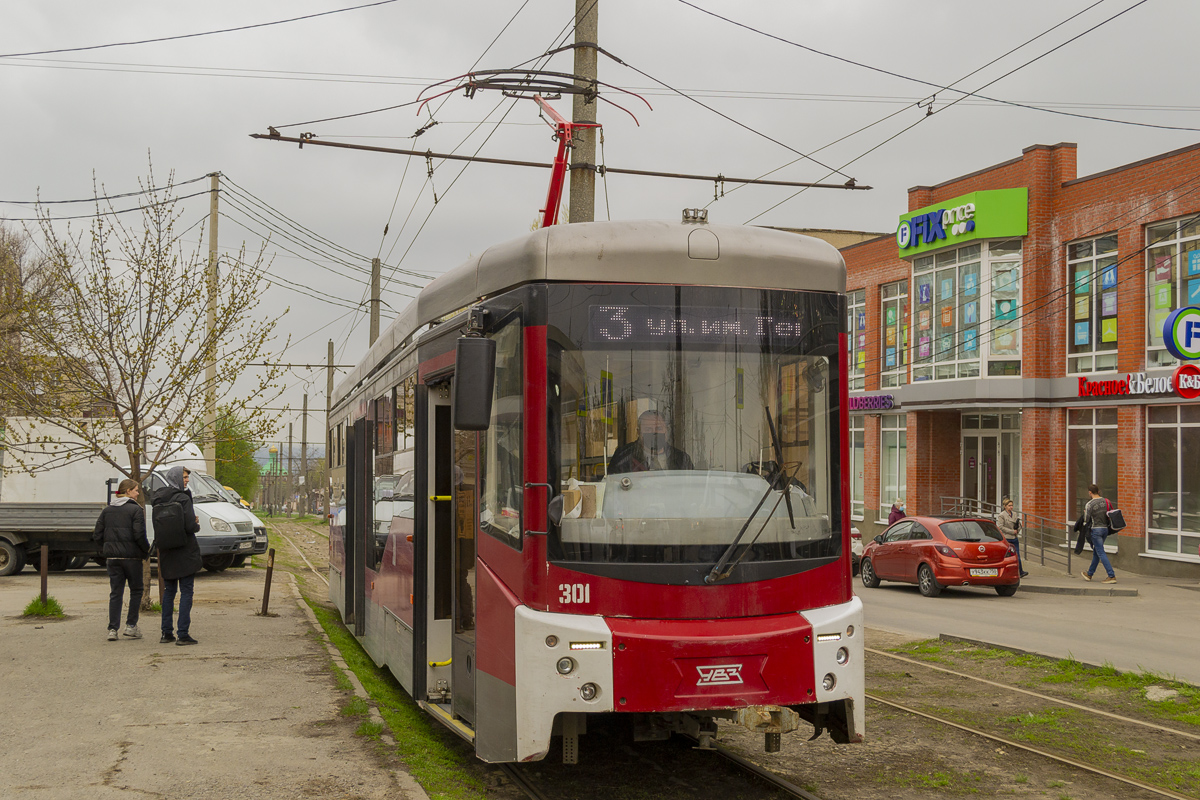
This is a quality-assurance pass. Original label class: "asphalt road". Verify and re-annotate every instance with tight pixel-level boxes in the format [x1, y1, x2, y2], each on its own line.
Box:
[858, 570, 1200, 685]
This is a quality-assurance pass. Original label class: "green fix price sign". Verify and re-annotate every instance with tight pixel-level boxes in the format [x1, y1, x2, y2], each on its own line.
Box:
[1164, 306, 1200, 361]
[897, 188, 1028, 257]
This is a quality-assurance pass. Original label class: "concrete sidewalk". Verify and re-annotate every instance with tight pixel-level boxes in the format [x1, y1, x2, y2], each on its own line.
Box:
[0, 565, 420, 800]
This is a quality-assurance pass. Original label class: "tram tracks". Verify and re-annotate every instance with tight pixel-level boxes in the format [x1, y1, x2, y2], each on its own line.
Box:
[865, 644, 1200, 800]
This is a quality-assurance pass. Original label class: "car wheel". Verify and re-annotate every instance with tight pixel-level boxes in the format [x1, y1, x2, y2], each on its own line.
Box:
[995, 584, 1018, 597]
[231, 555, 248, 568]
[69, 555, 90, 569]
[48, 553, 71, 572]
[203, 554, 235, 572]
[917, 564, 942, 597]
[860, 558, 880, 589]
[0, 540, 22, 577]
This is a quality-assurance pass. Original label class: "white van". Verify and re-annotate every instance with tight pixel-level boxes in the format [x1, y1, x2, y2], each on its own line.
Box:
[145, 469, 256, 572]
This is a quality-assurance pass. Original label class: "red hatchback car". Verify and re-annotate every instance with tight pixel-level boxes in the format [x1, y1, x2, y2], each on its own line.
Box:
[860, 515, 1020, 597]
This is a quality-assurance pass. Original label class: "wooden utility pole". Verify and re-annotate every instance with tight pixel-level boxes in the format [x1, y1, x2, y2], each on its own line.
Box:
[325, 339, 334, 520]
[568, 0, 599, 224]
[370, 257, 381, 345]
[301, 393, 308, 516]
[204, 172, 219, 474]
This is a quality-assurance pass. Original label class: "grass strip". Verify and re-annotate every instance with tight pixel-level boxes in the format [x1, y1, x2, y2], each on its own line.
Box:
[303, 596, 489, 800]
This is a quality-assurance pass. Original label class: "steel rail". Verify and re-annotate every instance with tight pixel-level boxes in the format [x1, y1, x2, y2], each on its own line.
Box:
[867, 694, 1194, 800]
[867, 646, 1200, 743]
[273, 527, 329, 587]
[497, 763, 552, 800]
[679, 734, 824, 800]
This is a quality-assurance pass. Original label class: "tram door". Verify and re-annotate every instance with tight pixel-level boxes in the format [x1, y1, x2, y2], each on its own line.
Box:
[345, 418, 369, 636]
[428, 385, 478, 725]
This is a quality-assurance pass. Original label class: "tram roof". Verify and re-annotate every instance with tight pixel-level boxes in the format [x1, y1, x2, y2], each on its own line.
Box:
[335, 220, 844, 405]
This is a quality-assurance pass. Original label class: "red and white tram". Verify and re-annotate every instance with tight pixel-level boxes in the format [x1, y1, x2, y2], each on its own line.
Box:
[327, 218, 864, 763]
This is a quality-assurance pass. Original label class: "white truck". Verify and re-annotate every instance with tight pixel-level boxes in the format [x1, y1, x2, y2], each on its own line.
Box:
[0, 418, 206, 576]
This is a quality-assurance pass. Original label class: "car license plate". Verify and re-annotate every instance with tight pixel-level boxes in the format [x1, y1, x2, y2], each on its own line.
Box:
[238, 541, 253, 550]
[969, 568, 998, 577]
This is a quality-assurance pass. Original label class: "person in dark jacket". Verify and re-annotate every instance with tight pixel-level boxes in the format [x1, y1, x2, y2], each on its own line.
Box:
[92, 478, 151, 641]
[153, 466, 203, 645]
[607, 411, 694, 474]
[1080, 483, 1117, 584]
[887, 499, 906, 525]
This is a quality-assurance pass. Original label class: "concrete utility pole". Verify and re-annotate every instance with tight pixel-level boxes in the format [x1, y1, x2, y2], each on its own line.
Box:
[287, 423, 294, 516]
[568, 0, 599, 225]
[370, 257, 381, 345]
[204, 173, 219, 475]
[325, 339, 334, 520]
[301, 393, 308, 516]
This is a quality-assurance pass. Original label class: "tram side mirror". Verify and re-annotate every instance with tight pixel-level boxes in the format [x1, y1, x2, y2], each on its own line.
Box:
[547, 494, 564, 527]
[453, 336, 496, 431]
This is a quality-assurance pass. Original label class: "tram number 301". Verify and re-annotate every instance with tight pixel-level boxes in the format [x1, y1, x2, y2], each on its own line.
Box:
[559, 583, 591, 604]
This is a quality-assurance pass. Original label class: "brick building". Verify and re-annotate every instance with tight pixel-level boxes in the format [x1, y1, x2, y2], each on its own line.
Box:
[842, 141, 1200, 578]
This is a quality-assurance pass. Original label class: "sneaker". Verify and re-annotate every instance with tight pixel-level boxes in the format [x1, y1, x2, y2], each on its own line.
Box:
[1020, 571, 1029, 578]
[160, 633, 176, 644]
[107, 629, 119, 642]
[176, 635, 199, 646]
[123, 625, 142, 640]
[1080, 571, 1093, 582]
[1102, 576, 1117, 584]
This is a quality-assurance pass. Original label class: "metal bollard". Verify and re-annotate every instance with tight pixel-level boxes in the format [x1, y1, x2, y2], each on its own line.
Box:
[40, 545, 48, 605]
[260, 548, 276, 615]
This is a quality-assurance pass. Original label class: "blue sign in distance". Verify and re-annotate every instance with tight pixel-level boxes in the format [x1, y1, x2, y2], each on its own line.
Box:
[1164, 306, 1200, 360]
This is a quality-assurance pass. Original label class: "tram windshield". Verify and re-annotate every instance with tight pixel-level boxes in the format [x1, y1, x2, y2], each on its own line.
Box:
[546, 284, 842, 567]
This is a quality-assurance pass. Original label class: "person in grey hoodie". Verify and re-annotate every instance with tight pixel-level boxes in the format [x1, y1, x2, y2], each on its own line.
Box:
[152, 466, 202, 645]
[92, 478, 151, 641]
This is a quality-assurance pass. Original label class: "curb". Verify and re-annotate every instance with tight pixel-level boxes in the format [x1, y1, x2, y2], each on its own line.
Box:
[287, 572, 431, 800]
[1019, 583, 1139, 597]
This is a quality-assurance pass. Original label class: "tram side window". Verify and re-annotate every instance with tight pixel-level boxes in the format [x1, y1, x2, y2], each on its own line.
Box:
[397, 375, 417, 452]
[480, 316, 523, 547]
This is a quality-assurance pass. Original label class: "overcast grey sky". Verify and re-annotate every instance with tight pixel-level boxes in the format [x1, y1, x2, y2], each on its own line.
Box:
[4, 0, 1199, 446]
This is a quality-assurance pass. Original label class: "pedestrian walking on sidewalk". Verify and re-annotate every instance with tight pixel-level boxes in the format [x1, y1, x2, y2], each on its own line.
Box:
[1080, 483, 1117, 584]
[153, 466, 202, 646]
[92, 478, 151, 641]
[887, 499, 906, 525]
[996, 497, 1028, 578]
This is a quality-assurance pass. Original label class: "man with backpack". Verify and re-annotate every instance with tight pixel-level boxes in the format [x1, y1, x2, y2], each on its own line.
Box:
[152, 466, 202, 645]
[92, 478, 151, 641]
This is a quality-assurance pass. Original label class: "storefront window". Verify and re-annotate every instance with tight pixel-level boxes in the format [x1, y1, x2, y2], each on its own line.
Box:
[1066, 234, 1119, 374]
[848, 289, 865, 391]
[879, 413, 906, 519]
[1147, 405, 1200, 559]
[880, 281, 908, 387]
[850, 416, 864, 520]
[1066, 408, 1118, 521]
[1146, 217, 1200, 368]
[912, 241, 1021, 381]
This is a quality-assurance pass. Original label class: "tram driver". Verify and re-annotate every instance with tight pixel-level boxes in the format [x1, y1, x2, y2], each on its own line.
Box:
[607, 410, 694, 474]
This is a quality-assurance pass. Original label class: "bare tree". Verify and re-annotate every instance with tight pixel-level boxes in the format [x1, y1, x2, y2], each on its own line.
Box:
[2, 167, 288, 480]
[0, 225, 56, 405]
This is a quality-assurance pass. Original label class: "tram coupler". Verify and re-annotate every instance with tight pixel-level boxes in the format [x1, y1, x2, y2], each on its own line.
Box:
[733, 705, 801, 752]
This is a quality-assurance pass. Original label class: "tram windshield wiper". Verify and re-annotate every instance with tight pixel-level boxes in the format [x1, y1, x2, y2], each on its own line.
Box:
[704, 407, 797, 585]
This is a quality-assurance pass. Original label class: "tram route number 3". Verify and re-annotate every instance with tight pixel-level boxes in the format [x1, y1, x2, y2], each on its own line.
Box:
[559, 583, 591, 604]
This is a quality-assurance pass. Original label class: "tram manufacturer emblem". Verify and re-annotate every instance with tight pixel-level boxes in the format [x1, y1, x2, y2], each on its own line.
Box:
[696, 664, 744, 685]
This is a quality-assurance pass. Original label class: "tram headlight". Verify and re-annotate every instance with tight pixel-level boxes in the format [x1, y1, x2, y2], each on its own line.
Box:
[836, 647, 850, 666]
[556, 657, 576, 675]
[579, 683, 599, 701]
[822, 673, 836, 691]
